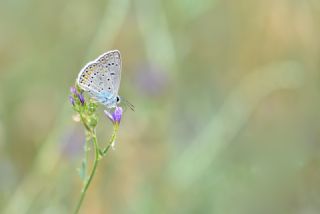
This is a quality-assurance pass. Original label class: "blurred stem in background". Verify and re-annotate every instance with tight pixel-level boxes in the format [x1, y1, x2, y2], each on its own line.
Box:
[135, 0, 178, 76]
[86, 0, 130, 58]
[168, 61, 305, 189]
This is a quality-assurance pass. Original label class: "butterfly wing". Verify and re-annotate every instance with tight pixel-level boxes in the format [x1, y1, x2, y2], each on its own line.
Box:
[95, 50, 122, 96]
[76, 50, 122, 105]
[77, 62, 101, 92]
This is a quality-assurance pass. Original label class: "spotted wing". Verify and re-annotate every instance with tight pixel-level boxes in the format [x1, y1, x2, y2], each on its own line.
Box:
[77, 62, 98, 92]
[95, 50, 122, 95]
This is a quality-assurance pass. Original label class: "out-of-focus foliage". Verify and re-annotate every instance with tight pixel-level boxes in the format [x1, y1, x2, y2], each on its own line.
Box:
[0, 0, 320, 213]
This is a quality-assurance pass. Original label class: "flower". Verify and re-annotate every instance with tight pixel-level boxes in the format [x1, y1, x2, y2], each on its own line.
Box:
[70, 86, 85, 106]
[104, 107, 123, 125]
[69, 96, 75, 106]
[78, 93, 85, 105]
[70, 86, 77, 95]
[113, 107, 123, 123]
[135, 63, 168, 97]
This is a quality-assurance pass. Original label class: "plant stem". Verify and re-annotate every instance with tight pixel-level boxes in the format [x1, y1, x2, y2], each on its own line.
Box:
[74, 117, 119, 213]
[79, 113, 91, 132]
[101, 124, 119, 155]
[74, 132, 99, 214]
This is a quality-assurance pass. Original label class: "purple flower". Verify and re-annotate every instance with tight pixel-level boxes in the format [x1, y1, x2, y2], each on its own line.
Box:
[104, 107, 123, 124]
[70, 86, 77, 95]
[70, 86, 85, 105]
[69, 96, 75, 106]
[78, 93, 85, 105]
[135, 63, 168, 97]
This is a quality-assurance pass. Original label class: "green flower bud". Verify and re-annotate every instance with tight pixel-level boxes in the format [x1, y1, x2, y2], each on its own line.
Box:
[88, 115, 98, 128]
[88, 102, 97, 113]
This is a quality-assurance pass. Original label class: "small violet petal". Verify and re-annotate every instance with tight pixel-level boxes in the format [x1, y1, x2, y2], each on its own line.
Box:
[78, 93, 85, 105]
[112, 107, 123, 124]
[69, 96, 75, 106]
[104, 110, 114, 122]
[70, 86, 77, 95]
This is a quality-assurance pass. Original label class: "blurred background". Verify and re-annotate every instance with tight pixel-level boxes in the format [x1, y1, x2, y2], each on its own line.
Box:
[0, 0, 320, 213]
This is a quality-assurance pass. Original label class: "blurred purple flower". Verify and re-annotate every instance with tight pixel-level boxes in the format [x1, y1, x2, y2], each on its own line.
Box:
[70, 86, 77, 95]
[135, 63, 169, 96]
[69, 96, 75, 106]
[104, 107, 123, 124]
[60, 127, 85, 160]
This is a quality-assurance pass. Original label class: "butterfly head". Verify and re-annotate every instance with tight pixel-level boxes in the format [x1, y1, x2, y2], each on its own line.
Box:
[101, 95, 134, 111]
[116, 95, 121, 104]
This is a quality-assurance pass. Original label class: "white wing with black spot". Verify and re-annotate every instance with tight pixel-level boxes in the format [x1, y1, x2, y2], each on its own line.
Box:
[96, 50, 122, 95]
[77, 50, 122, 98]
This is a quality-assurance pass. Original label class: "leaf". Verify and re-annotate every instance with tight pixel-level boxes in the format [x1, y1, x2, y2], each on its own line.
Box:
[78, 159, 87, 181]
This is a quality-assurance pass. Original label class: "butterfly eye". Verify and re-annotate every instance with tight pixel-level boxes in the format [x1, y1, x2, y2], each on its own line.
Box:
[116, 96, 120, 103]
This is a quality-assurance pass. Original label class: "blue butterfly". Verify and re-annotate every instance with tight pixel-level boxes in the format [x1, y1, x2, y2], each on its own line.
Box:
[77, 50, 134, 110]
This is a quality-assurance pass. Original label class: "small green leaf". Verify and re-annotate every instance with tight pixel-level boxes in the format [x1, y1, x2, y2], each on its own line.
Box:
[88, 115, 98, 128]
[88, 102, 97, 113]
[78, 159, 87, 181]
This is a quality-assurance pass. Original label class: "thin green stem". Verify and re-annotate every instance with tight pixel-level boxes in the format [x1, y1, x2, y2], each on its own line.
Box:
[82, 131, 90, 182]
[79, 113, 91, 132]
[74, 132, 99, 214]
[101, 124, 119, 155]
[74, 115, 119, 213]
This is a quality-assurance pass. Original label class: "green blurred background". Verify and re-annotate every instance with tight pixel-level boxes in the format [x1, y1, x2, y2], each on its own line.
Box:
[1, 0, 320, 213]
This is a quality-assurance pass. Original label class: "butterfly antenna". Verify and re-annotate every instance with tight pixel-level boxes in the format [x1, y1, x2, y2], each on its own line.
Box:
[121, 97, 135, 111]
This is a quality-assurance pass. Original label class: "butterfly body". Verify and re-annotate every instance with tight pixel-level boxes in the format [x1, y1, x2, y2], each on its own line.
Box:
[77, 50, 122, 108]
[94, 91, 119, 108]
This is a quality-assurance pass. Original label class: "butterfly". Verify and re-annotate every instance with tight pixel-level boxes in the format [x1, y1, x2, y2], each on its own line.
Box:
[77, 50, 134, 110]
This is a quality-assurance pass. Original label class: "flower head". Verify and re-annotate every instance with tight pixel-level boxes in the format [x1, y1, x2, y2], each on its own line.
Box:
[70, 86, 77, 95]
[104, 106, 123, 125]
[78, 93, 85, 105]
[69, 96, 75, 106]
[113, 107, 123, 123]
[69, 86, 85, 106]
